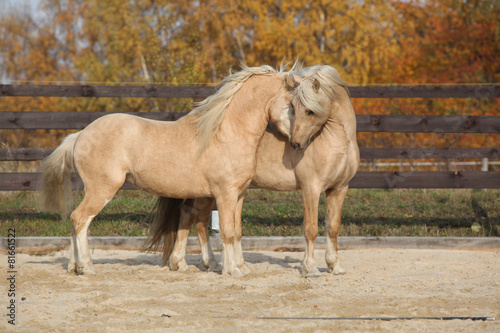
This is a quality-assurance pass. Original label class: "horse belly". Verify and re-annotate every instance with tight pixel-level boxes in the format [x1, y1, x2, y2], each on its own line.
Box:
[252, 171, 298, 191]
[128, 171, 210, 198]
[126, 147, 211, 198]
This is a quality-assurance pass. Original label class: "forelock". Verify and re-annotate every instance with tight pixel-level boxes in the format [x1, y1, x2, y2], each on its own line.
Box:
[294, 77, 327, 117]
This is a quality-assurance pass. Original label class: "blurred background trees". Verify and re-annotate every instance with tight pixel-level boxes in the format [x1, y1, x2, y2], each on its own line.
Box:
[0, 0, 498, 152]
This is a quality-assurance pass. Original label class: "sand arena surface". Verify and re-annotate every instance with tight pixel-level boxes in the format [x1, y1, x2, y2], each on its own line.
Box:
[1, 248, 499, 332]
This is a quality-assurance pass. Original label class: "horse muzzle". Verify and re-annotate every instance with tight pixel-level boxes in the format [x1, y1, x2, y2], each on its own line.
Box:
[290, 141, 307, 151]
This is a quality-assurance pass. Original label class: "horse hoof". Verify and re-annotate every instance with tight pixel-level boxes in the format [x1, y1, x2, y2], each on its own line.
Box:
[332, 265, 346, 275]
[177, 261, 189, 272]
[75, 265, 96, 275]
[67, 262, 76, 273]
[239, 264, 251, 275]
[222, 267, 244, 277]
[208, 261, 222, 272]
[169, 260, 188, 272]
[231, 268, 245, 278]
[302, 267, 321, 278]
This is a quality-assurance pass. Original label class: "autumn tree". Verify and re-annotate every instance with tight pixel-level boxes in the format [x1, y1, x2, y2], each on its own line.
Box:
[0, 0, 498, 155]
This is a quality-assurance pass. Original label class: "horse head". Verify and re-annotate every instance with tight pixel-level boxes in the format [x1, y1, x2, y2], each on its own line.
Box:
[270, 65, 349, 151]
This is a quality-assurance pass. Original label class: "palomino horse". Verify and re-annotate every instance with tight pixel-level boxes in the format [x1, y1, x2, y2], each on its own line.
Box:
[146, 65, 359, 277]
[39, 64, 329, 276]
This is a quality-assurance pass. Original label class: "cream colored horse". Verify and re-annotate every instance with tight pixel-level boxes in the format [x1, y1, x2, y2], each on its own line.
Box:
[39, 64, 328, 276]
[146, 65, 359, 277]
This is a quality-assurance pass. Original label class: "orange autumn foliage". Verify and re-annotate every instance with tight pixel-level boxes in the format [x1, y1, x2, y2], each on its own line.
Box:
[0, 0, 498, 152]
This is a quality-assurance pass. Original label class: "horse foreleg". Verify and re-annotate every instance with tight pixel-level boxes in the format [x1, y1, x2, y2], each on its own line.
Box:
[301, 187, 321, 278]
[216, 193, 244, 277]
[234, 195, 250, 275]
[325, 186, 348, 275]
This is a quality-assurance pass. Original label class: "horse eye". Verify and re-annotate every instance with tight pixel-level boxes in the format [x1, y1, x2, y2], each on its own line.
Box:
[307, 110, 314, 116]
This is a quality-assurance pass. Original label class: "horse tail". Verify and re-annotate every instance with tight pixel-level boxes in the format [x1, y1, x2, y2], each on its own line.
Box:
[143, 197, 183, 266]
[39, 132, 80, 219]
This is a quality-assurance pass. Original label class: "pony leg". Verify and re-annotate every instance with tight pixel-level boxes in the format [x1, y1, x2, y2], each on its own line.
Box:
[67, 227, 76, 272]
[168, 197, 220, 272]
[216, 193, 243, 277]
[70, 186, 118, 275]
[234, 195, 250, 274]
[199, 228, 221, 272]
[301, 187, 321, 278]
[169, 200, 193, 272]
[194, 198, 220, 272]
[325, 186, 348, 275]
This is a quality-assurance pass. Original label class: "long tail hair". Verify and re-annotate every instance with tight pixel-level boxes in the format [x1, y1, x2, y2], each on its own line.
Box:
[142, 197, 183, 265]
[38, 132, 80, 219]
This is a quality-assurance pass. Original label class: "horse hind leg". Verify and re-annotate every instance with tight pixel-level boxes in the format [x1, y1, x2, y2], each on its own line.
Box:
[325, 186, 348, 275]
[171, 197, 221, 272]
[169, 199, 195, 272]
[200, 226, 221, 272]
[69, 184, 120, 275]
[68, 230, 76, 273]
[194, 197, 220, 272]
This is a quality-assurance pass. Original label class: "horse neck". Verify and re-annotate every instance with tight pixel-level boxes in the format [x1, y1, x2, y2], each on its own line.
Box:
[221, 76, 283, 145]
[322, 94, 357, 144]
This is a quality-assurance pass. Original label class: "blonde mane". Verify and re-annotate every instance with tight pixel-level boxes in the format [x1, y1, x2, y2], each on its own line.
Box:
[191, 63, 299, 155]
[295, 65, 350, 117]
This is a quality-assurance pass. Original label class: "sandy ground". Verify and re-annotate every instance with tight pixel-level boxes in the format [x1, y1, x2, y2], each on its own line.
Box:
[1, 247, 499, 332]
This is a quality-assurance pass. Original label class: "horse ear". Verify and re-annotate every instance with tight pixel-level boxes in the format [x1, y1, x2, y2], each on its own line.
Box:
[313, 78, 321, 93]
[284, 74, 299, 90]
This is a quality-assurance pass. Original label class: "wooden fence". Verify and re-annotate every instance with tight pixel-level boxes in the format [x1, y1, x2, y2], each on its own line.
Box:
[1, 84, 499, 190]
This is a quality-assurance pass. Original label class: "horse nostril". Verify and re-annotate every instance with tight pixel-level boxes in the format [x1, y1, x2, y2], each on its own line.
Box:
[290, 142, 302, 150]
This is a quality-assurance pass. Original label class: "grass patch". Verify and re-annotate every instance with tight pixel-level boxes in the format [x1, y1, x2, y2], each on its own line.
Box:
[242, 189, 499, 237]
[0, 189, 498, 237]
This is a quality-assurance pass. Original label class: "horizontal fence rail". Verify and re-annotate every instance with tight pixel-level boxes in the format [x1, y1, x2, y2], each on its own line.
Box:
[358, 147, 500, 159]
[1, 147, 499, 161]
[2, 112, 500, 132]
[1, 84, 499, 98]
[1, 172, 499, 191]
